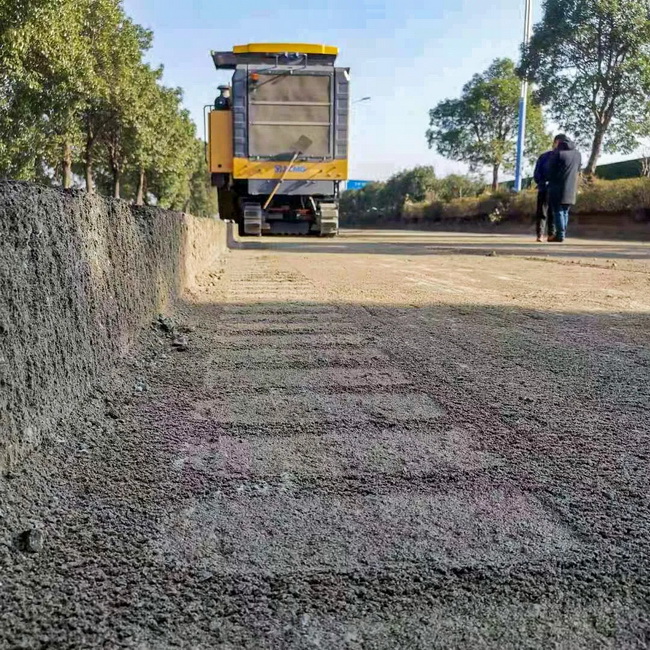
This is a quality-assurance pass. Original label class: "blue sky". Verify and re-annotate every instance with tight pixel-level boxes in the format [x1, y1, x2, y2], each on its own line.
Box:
[123, 0, 543, 181]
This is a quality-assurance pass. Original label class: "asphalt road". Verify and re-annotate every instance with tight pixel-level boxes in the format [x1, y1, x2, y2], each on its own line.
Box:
[2, 230, 650, 649]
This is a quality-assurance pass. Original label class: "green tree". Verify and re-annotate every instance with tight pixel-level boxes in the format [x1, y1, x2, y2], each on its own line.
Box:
[128, 64, 167, 205]
[380, 166, 438, 216]
[98, 37, 153, 199]
[187, 139, 218, 217]
[80, 0, 152, 193]
[436, 174, 486, 202]
[0, 0, 49, 177]
[0, 0, 95, 184]
[400, 166, 438, 203]
[427, 58, 548, 190]
[340, 167, 438, 221]
[1, 0, 221, 210]
[146, 92, 197, 210]
[521, 0, 650, 175]
[340, 181, 386, 221]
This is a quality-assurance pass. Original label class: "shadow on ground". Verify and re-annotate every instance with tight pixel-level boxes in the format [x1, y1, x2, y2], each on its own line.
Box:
[2, 291, 650, 649]
[230, 230, 650, 262]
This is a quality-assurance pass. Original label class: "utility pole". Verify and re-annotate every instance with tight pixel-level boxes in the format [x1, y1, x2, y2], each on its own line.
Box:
[514, 0, 533, 192]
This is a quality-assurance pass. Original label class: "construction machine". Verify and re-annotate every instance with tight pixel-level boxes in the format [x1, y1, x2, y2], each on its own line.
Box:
[206, 43, 350, 236]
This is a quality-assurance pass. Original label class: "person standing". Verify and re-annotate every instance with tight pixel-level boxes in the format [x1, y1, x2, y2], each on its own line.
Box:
[547, 134, 582, 242]
[533, 147, 554, 242]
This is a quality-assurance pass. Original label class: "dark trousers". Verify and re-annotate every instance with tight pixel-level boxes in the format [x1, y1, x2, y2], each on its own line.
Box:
[536, 189, 553, 239]
[552, 203, 571, 241]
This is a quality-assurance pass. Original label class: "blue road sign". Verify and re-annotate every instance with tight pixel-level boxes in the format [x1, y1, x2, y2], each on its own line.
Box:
[345, 180, 371, 191]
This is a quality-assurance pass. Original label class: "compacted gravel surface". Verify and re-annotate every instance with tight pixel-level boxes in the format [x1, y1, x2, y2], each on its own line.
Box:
[2, 230, 650, 649]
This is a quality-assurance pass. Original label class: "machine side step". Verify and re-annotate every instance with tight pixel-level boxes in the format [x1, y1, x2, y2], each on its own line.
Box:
[243, 202, 263, 236]
[318, 201, 339, 237]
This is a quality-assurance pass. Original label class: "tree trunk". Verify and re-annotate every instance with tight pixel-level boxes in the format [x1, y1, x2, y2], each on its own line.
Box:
[585, 125, 606, 176]
[136, 168, 145, 205]
[112, 167, 120, 199]
[491, 164, 500, 192]
[62, 142, 73, 189]
[84, 123, 95, 193]
[85, 160, 94, 194]
[84, 139, 94, 194]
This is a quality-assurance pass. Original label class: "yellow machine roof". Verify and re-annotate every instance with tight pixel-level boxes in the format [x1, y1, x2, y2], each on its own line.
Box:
[233, 43, 339, 56]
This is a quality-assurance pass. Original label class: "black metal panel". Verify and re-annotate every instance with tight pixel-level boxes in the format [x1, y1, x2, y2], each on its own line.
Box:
[248, 179, 335, 196]
[334, 68, 350, 160]
[236, 53, 336, 67]
[211, 51, 237, 70]
[232, 69, 248, 159]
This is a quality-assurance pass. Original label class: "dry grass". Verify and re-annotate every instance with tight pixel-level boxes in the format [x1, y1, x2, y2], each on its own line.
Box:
[402, 178, 650, 223]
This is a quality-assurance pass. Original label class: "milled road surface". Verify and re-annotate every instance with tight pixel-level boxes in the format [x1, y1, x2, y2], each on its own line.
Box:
[2, 230, 650, 649]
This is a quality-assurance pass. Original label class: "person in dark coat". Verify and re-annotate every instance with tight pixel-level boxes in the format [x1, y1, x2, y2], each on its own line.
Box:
[533, 148, 554, 242]
[547, 134, 582, 242]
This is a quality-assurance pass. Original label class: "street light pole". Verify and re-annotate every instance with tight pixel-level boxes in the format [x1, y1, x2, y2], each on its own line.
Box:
[514, 0, 533, 192]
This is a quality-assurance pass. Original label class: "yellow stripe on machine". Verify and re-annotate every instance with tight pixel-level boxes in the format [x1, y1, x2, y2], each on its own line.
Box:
[233, 158, 348, 181]
[233, 43, 339, 56]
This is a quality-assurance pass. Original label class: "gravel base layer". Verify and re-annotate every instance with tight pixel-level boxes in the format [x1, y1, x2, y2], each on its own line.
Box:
[2, 231, 650, 649]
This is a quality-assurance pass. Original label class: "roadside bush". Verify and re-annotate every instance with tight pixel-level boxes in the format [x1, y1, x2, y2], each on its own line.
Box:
[440, 197, 486, 219]
[344, 175, 650, 226]
[415, 179, 650, 222]
[437, 190, 512, 221]
[404, 197, 491, 220]
[402, 201, 426, 221]
[506, 190, 537, 218]
[573, 177, 650, 214]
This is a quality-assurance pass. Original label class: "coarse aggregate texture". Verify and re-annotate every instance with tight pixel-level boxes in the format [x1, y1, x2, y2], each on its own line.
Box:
[1, 229, 650, 648]
[0, 182, 225, 471]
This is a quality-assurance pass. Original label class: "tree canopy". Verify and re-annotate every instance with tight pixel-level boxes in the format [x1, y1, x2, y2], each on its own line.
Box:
[339, 168, 487, 221]
[381, 166, 438, 214]
[521, 0, 650, 175]
[426, 58, 549, 190]
[0, 0, 215, 215]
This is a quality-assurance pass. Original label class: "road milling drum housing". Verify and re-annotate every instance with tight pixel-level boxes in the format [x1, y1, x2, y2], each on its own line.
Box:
[207, 43, 350, 236]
